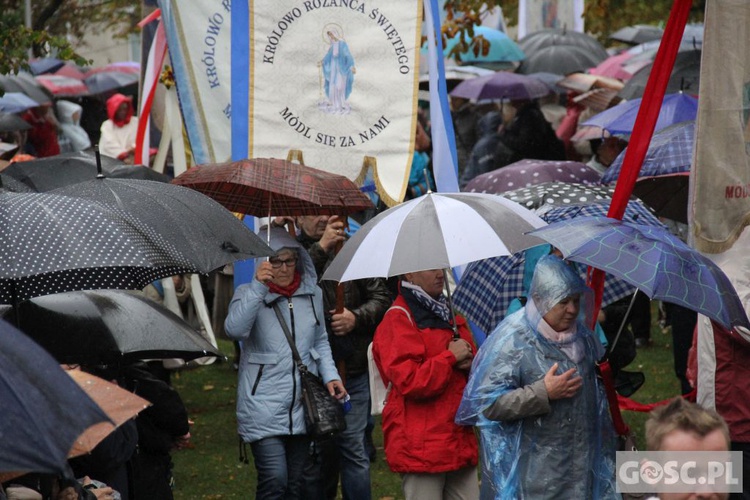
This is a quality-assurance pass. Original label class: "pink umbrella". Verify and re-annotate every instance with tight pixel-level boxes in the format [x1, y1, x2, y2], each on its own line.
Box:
[589, 51, 636, 81]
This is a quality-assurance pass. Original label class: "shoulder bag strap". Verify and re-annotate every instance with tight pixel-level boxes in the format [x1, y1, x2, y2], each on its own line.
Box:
[273, 302, 308, 374]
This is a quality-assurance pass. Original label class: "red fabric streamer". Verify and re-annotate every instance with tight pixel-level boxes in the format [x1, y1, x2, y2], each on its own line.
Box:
[134, 19, 167, 165]
[587, 0, 693, 436]
[618, 389, 697, 413]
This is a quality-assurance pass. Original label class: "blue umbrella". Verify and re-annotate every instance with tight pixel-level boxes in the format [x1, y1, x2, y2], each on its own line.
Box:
[0, 317, 110, 477]
[453, 199, 660, 336]
[442, 26, 525, 63]
[29, 57, 65, 75]
[0, 92, 40, 114]
[602, 121, 694, 223]
[582, 92, 698, 135]
[528, 216, 750, 330]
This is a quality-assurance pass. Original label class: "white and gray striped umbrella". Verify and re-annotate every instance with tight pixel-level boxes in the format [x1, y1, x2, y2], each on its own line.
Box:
[321, 192, 546, 282]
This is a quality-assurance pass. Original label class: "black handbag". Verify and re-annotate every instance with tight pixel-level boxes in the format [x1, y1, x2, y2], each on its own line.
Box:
[273, 303, 347, 438]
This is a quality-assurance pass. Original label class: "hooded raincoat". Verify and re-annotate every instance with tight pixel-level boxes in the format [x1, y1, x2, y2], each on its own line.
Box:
[457, 255, 617, 499]
[56, 100, 92, 152]
[225, 228, 340, 443]
[99, 93, 138, 160]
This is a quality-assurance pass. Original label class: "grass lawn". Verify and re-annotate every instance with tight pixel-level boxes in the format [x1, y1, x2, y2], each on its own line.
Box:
[171, 315, 681, 499]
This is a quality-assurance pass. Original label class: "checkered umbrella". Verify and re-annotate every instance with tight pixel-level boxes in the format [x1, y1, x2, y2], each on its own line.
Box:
[603, 120, 694, 223]
[453, 199, 661, 335]
[172, 158, 374, 216]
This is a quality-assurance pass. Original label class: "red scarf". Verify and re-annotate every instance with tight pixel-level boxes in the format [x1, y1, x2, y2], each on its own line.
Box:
[267, 271, 301, 297]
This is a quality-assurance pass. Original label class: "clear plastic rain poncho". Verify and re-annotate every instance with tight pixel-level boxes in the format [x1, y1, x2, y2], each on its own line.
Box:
[456, 255, 618, 499]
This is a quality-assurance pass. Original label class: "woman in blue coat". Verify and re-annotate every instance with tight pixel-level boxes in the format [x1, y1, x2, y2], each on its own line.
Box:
[225, 227, 345, 499]
[457, 255, 617, 499]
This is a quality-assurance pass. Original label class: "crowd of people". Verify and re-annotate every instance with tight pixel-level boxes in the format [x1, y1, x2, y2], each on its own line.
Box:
[2, 91, 138, 166]
[0, 40, 739, 500]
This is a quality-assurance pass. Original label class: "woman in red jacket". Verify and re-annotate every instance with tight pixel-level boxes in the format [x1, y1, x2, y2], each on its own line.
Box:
[373, 269, 479, 500]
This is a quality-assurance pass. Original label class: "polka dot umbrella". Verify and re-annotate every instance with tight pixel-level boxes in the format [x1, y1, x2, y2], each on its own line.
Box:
[0, 190, 200, 304]
[51, 178, 275, 274]
[463, 159, 602, 195]
[500, 181, 616, 210]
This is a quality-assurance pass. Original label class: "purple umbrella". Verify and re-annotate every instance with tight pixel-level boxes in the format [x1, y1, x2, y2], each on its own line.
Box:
[582, 92, 698, 135]
[463, 159, 601, 194]
[449, 72, 550, 101]
[529, 216, 750, 330]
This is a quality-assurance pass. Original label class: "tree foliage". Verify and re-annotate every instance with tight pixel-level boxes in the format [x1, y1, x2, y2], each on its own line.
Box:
[440, 0, 704, 62]
[0, 0, 137, 75]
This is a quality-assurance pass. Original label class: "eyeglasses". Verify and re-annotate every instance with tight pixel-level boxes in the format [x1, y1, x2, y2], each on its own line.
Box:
[269, 257, 297, 269]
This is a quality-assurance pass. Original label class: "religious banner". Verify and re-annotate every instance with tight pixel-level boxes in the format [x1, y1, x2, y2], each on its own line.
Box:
[517, 0, 584, 39]
[158, 0, 422, 205]
[690, 0, 750, 253]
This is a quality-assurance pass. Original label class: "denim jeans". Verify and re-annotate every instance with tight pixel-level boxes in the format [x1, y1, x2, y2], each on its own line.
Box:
[303, 372, 372, 500]
[251, 435, 311, 500]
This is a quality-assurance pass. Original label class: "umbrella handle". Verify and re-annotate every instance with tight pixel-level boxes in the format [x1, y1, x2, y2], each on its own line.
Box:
[443, 268, 460, 339]
[334, 218, 349, 314]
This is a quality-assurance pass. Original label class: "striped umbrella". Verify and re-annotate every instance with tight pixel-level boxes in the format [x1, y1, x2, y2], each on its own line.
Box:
[321, 192, 546, 282]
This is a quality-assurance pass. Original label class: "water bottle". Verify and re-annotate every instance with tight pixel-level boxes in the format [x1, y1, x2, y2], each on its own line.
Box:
[340, 394, 352, 414]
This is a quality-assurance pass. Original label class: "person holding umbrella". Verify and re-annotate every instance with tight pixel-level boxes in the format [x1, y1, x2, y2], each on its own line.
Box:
[225, 227, 345, 500]
[457, 255, 617, 499]
[295, 214, 391, 500]
[372, 268, 479, 500]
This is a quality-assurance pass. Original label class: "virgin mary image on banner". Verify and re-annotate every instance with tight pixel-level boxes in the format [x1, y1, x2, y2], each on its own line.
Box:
[319, 24, 356, 115]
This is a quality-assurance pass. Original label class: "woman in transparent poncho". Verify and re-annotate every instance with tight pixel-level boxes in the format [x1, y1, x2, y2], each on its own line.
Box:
[457, 255, 618, 499]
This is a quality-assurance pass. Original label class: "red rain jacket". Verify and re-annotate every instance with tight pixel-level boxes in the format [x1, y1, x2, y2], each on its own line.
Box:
[373, 294, 478, 474]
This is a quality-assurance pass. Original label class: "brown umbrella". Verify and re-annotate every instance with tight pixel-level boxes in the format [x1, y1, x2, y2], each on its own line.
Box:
[171, 158, 374, 217]
[66, 368, 151, 458]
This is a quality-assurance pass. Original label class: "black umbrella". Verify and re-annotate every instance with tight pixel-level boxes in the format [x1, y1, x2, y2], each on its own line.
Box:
[619, 49, 701, 100]
[0, 72, 52, 105]
[518, 28, 609, 61]
[84, 71, 139, 94]
[518, 44, 605, 75]
[0, 151, 171, 192]
[0, 190, 198, 304]
[3, 290, 222, 365]
[609, 25, 664, 45]
[51, 177, 274, 274]
[0, 111, 31, 132]
[0, 318, 110, 480]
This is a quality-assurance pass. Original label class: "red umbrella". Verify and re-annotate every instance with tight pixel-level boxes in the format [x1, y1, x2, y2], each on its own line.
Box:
[35, 75, 89, 97]
[172, 158, 374, 216]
